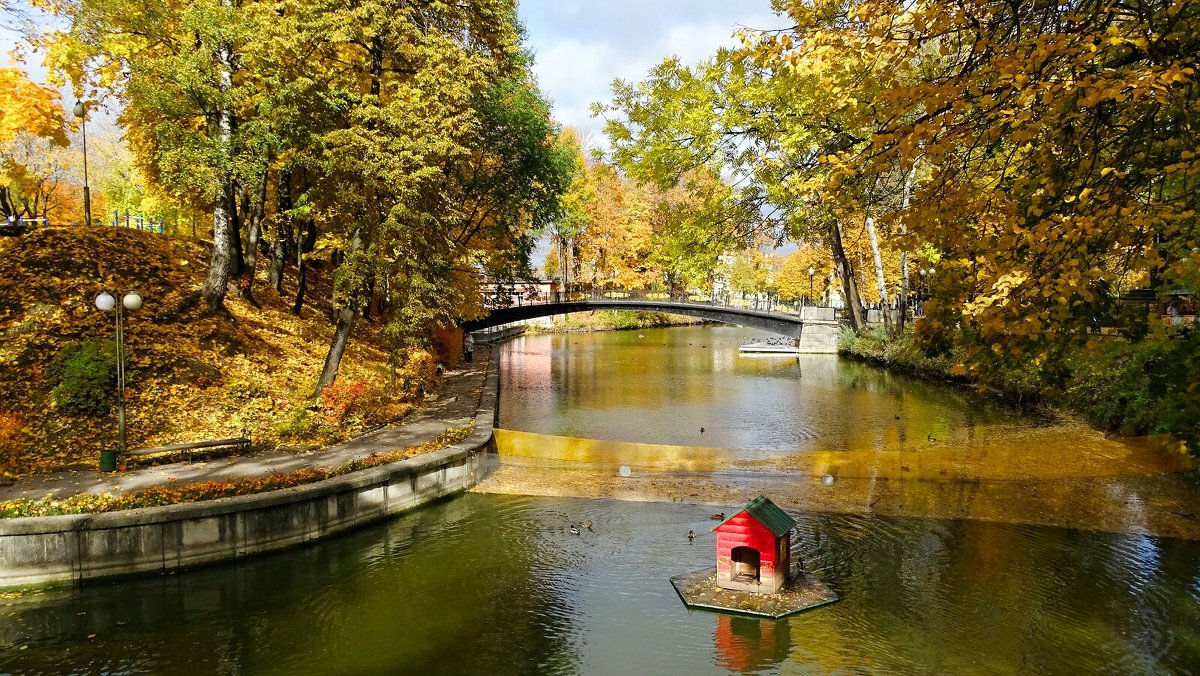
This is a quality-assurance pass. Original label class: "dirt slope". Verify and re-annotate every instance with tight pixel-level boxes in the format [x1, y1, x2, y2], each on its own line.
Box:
[0, 227, 434, 479]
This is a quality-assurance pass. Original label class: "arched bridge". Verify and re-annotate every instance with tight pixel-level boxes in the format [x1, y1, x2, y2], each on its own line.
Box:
[461, 292, 843, 343]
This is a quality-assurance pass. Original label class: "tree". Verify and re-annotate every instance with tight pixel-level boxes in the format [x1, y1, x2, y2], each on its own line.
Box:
[36, 0, 570, 392]
[746, 0, 1200, 370]
[597, 49, 871, 328]
[0, 68, 70, 221]
[776, 247, 833, 305]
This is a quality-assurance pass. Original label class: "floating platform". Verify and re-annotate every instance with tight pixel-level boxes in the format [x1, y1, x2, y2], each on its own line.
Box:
[671, 567, 838, 619]
[738, 343, 800, 355]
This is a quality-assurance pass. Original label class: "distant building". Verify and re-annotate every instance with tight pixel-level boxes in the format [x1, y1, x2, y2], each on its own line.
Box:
[712, 495, 797, 594]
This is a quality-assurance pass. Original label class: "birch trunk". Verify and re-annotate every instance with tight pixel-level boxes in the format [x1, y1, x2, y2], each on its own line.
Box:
[198, 13, 236, 313]
[865, 215, 892, 330]
[896, 159, 920, 333]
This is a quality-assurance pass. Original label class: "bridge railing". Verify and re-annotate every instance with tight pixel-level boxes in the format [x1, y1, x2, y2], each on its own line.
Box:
[480, 286, 929, 323]
[481, 287, 837, 317]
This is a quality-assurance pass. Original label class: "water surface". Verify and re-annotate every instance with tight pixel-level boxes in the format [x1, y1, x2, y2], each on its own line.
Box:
[3, 494, 1198, 674]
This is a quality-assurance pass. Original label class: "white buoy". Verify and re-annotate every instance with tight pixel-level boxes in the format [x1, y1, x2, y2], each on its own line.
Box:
[619, 465, 632, 478]
[822, 474, 835, 487]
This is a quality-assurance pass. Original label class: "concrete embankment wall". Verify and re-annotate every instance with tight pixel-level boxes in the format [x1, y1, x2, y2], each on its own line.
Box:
[0, 362, 500, 589]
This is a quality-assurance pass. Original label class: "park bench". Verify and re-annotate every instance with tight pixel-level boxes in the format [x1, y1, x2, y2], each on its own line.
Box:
[125, 437, 251, 464]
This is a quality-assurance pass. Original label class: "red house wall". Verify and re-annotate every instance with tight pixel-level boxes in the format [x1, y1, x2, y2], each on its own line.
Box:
[715, 512, 779, 578]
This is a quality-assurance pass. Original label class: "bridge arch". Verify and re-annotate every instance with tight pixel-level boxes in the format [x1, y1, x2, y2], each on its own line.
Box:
[461, 298, 836, 339]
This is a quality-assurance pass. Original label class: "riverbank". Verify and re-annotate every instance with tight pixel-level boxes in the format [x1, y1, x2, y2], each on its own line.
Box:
[839, 325, 1199, 459]
[0, 347, 498, 588]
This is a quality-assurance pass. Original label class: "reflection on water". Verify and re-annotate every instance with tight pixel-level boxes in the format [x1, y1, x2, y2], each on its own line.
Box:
[3, 494, 1198, 674]
[497, 327, 1190, 478]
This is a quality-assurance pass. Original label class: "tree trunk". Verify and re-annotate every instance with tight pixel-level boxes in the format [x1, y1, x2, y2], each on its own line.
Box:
[269, 169, 293, 293]
[292, 219, 315, 315]
[896, 160, 919, 333]
[229, 184, 246, 277]
[198, 17, 236, 313]
[865, 215, 892, 331]
[239, 174, 267, 303]
[200, 179, 236, 312]
[829, 219, 865, 331]
[316, 226, 364, 393]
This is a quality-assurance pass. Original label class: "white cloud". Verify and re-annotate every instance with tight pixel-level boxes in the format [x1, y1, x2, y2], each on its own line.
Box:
[519, 1, 788, 152]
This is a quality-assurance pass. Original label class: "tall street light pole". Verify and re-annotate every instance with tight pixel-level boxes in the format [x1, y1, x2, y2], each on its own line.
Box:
[95, 291, 142, 469]
[808, 266, 815, 306]
[73, 100, 91, 227]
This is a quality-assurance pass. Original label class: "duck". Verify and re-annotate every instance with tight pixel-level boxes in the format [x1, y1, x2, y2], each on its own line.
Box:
[568, 524, 580, 535]
[578, 520, 593, 531]
[927, 434, 936, 442]
[709, 513, 725, 520]
[688, 530, 695, 543]
[700, 427, 705, 434]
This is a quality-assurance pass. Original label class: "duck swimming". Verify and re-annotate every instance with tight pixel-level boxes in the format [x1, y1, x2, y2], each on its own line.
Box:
[578, 520, 593, 531]
[709, 513, 725, 520]
[687, 530, 695, 542]
[568, 524, 580, 535]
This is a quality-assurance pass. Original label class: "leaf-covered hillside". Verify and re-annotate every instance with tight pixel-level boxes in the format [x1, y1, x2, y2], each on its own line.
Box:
[0, 227, 439, 480]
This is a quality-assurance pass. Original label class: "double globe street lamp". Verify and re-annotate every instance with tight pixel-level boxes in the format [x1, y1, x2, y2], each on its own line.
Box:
[94, 290, 142, 470]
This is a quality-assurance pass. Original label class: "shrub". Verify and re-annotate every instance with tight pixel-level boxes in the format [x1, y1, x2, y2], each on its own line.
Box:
[1065, 329, 1200, 449]
[226, 378, 271, 400]
[51, 340, 116, 415]
[0, 412, 23, 452]
[318, 379, 372, 426]
[276, 401, 318, 439]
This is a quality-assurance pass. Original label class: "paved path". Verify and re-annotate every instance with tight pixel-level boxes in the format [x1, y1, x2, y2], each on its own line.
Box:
[0, 346, 493, 503]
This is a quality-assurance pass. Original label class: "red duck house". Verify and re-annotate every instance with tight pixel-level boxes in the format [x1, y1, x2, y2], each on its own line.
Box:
[712, 496, 797, 594]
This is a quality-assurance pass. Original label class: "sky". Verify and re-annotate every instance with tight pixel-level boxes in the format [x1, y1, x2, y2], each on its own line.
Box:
[4, 1, 788, 145]
[517, 0, 787, 151]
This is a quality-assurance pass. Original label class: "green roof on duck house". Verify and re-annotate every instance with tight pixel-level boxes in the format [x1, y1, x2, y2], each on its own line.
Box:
[713, 495, 797, 536]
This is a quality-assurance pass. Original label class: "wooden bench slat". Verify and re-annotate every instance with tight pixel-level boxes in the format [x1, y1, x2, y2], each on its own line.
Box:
[126, 437, 250, 457]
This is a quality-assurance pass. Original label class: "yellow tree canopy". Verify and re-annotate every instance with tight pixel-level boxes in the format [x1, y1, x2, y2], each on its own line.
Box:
[0, 68, 67, 146]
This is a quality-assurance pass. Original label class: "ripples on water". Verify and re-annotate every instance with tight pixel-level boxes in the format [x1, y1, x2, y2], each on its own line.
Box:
[3, 494, 1199, 674]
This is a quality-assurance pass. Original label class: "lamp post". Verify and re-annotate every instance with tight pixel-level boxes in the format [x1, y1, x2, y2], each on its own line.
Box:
[73, 100, 91, 227]
[95, 291, 142, 469]
[808, 266, 815, 306]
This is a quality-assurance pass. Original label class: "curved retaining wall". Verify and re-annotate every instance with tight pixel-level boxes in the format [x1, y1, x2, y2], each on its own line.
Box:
[0, 361, 500, 589]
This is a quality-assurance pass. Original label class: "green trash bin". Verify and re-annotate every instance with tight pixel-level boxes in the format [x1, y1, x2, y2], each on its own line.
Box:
[99, 449, 119, 472]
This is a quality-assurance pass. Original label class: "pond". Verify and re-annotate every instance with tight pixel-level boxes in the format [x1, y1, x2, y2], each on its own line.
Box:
[3, 324, 1198, 674]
